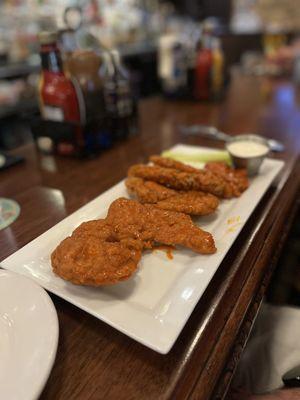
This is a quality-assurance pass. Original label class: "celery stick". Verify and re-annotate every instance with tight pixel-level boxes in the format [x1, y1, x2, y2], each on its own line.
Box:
[161, 150, 232, 165]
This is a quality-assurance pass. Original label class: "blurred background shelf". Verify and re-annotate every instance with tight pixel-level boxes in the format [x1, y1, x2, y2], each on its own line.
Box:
[0, 98, 38, 119]
[1, 0, 300, 150]
[0, 40, 157, 81]
[0, 60, 40, 79]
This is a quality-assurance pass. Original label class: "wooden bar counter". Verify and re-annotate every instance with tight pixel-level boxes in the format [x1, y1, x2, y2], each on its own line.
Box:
[1, 72, 300, 400]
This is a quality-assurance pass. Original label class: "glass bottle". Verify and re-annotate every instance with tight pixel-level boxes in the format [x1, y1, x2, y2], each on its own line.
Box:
[158, 34, 187, 98]
[68, 49, 112, 151]
[38, 31, 84, 155]
[113, 50, 138, 138]
[38, 31, 81, 125]
[67, 49, 105, 123]
[102, 50, 138, 140]
[194, 35, 213, 101]
[211, 38, 224, 101]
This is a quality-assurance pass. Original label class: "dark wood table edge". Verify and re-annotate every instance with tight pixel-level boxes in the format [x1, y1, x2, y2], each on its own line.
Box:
[212, 194, 300, 400]
[166, 157, 300, 400]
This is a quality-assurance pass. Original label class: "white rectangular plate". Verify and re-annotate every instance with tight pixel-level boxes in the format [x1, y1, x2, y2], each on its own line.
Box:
[1, 145, 284, 354]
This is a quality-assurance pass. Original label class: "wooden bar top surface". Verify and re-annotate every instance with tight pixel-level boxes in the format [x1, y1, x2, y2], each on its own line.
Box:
[1, 73, 300, 400]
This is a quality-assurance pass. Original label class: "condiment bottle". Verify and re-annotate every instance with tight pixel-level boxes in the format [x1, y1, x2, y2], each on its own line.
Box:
[38, 31, 83, 155]
[158, 34, 187, 98]
[186, 39, 197, 100]
[68, 49, 113, 151]
[102, 50, 137, 140]
[38, 31, 81, 125]
[67, 49, 105, 123]
[112, 50, 138, 138]
[194, 35, 213, 101]
[211, 38, 224, 101]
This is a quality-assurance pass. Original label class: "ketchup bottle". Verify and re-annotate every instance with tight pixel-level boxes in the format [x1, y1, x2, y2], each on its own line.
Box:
[194, 36, 213, 101]
[38, 31, 84, 154]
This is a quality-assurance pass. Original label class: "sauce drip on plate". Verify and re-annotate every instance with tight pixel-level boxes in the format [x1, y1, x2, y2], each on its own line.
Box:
[153, 245, 175, 260]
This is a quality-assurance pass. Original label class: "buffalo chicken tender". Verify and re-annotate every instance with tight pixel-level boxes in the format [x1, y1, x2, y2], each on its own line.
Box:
[156, 191, 219, 216]
[125, 176, 176, 203]
[106, 198, 216, 254]
[74, 219, 143, 252]
[52, 218, 142, 286]
[205, 162, 249, 197]
[150, 156, 249, 198]
[73, 219, 115, 240]
[51, 231, 142, 286]
[126, 177, 219, 216]
[128, 164, 227, 198]
[51, 198, 216, 287]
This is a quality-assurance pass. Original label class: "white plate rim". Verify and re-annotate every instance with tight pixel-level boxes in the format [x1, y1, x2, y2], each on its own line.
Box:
[0, 269, 59, 400]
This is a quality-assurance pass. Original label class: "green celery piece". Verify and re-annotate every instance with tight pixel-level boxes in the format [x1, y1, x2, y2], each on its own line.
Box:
[161, 150, 232, 165]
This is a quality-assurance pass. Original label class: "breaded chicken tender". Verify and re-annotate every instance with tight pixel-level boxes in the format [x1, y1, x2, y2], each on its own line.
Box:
[150, 155, 199, 173]
[51, 231, 142, 286]
[125, 177, 176, 203]
[74, 219, 143, 251]
[126, 177, 219, 216]
[156, 191, 219, 215]
[205, 162, 249, 197]
[150, 156, 248, 198]
[73, 219, 115, 240]
[52, 198, 216, 286]
[128, 164, 227, 197]
[106, 198, 216, 254]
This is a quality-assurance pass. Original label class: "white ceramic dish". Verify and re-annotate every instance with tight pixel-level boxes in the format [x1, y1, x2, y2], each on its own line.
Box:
[0, 145, 284, 354]
[0, 269, 59, 400]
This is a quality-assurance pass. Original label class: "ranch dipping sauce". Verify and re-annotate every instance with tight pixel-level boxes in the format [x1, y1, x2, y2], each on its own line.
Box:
[226, 134, 270, 176]
[227, 140, 269, 158]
